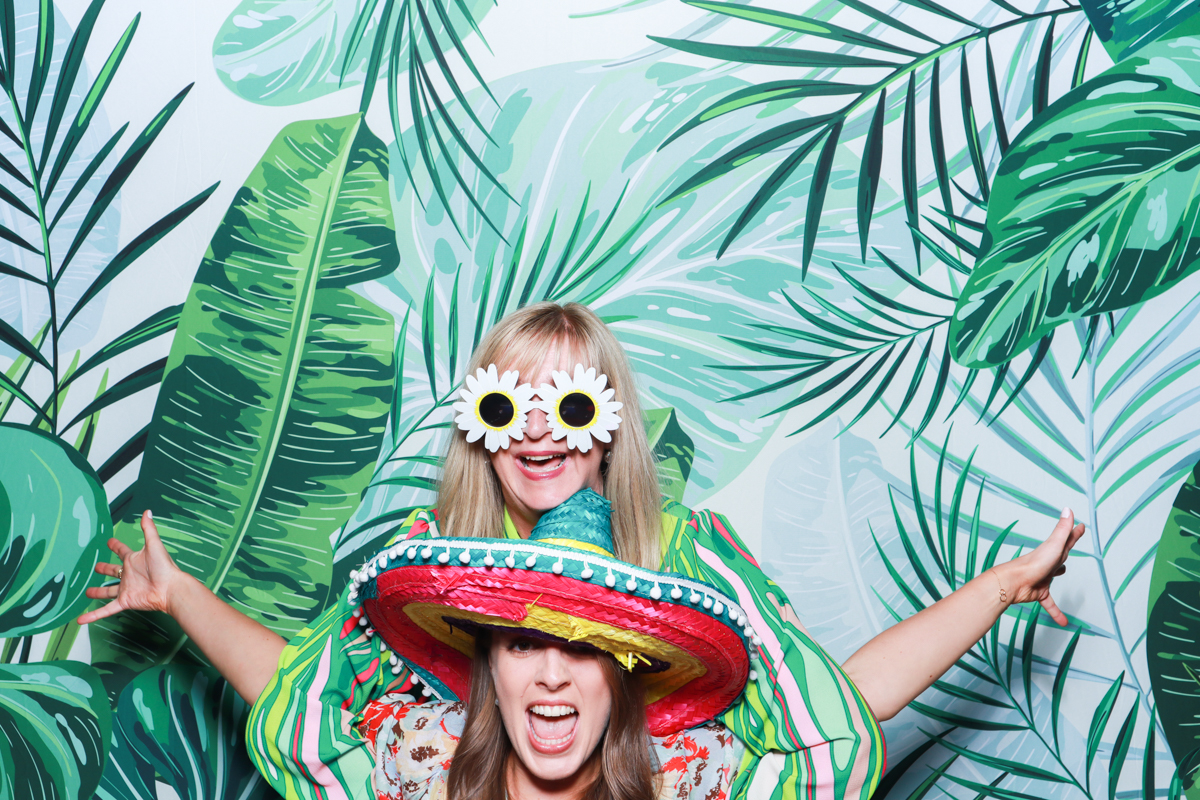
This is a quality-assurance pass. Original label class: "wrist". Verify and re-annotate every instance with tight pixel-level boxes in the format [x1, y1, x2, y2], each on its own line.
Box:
[165, 570, 204, 620]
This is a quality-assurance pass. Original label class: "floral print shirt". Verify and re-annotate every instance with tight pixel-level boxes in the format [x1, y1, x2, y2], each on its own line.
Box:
[246, 501, 884, 800]
[356, 699, 743, 800]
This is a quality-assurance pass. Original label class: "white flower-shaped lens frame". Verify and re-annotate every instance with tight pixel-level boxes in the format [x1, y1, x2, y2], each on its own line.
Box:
[452, 365, 536, 452]
[535, 364, 623, 453]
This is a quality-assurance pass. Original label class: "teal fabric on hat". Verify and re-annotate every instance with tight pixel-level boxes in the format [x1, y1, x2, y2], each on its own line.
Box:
[527, 488, 615, 555]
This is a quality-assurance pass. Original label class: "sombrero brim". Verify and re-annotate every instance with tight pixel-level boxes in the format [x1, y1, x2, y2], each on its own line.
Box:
[359, 544, 751, 735]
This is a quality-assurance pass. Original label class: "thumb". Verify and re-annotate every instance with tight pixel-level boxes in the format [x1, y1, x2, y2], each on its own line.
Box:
[141, 510, 166, 553]
[1048, 506, 1075, 543]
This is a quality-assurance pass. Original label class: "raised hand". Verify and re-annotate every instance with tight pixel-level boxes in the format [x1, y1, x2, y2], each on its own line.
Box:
[993, 507, 1087, 626]
[78, 510, 187, 624]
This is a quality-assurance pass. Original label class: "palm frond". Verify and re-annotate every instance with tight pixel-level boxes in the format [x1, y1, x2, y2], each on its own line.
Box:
[657, 2, 1089, 268]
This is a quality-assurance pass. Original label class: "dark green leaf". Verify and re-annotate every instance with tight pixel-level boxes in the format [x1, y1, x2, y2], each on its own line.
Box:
[102, 664, 267, 800]
[1088, 672, 1126, 773]
[667, 115, 833, 204]
[60, 84, 193, 272]
[1073, 26, 1094, 89]
[47, 122, 128, 232]
[683, 1, 920, 56]
[717, 126, 827, 261]
[44, 14, 139, 199]
[1079, 0, 1200, 62]
[0, 317, 49, 370]
[62, 357, 166, 432]
[649, 35, 900, 68]
[1052, 628, 1081, 749]
[868, 729, 954, 800]
[952, 19, 1200, 368]
[959, 51, 991, 204]
[1148, 459, 1200, 784]
[909, 701, 1025, 731]
[902, 72, 921, 263]
[64, 304, 181, 388]
[60, 183, 218, 331]
[0, 424, 110, 637]
[858, 91, 886, 261]
[1032, 20, 1055, 118]
[941, 773, 1049, 800]
[88, 115, 397, 671]
[931, 679, 1013, 709]
[1108, 702, 1138, 800]
[97, 424, 148, 484]
[38, 0, 103, 174]
[934, 737, 1069, 782]
[0, 661, 111, 800]
[661, 79, 861, 148]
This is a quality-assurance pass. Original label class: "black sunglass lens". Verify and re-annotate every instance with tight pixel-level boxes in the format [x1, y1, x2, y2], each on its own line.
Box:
[479, 392, 515, 427]
[559, 392, 596, 428]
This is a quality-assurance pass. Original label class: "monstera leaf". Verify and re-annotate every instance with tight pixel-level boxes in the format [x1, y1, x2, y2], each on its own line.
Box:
[951, 15, 1200, 368]
[0, 661, 112, 800]
[1148, 457, 1200, 798]
[1080, 0, 1200, 62]
[96, 665, 267, 800]
[89, 114, 397, 671]
[0, 424, 109, 638]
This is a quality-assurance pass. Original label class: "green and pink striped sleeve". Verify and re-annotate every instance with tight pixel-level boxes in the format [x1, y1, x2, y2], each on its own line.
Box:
[658, 500, 886, 800]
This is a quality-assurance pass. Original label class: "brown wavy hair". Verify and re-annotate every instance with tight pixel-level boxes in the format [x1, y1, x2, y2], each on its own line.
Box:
[438, 302, 662, 569]
[446, 631, 658, 800]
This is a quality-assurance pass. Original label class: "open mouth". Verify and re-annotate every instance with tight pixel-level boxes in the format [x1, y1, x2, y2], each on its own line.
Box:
[519, 454, 567, 473]
[527, 704, 578, 751]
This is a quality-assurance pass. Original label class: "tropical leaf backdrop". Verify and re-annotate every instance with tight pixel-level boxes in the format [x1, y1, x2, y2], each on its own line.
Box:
[3, 0, 1200, 797]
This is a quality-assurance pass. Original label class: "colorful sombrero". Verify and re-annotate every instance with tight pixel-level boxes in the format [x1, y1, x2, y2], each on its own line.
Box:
[348, 490, 760, 735]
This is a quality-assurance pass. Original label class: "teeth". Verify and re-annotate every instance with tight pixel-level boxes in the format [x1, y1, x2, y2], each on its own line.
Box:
[531, 731, 572, 746]
[530, 704, 576, 717]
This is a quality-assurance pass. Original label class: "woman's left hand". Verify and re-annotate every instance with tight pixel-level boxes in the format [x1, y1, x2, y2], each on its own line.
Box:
[993, 507, 1087, 625]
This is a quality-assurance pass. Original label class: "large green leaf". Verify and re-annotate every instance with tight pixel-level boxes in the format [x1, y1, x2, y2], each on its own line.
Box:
[644, 407, 694, 504]
[951, 16, 1200, 368]
[1148, 456, 1200, 799]
[0, 424, 109, 638]
[0, 661, 112, 800]
[96, 665, 267, 800]
[89, 113, 397, 671]
[1080, 0, 1200, 62]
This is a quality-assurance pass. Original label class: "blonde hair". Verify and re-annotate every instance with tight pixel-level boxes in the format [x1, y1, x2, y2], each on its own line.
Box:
[439, 302, 662, 569]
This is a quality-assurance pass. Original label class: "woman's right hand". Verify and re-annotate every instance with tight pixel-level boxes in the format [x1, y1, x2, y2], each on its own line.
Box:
[78, 510, 189, 623]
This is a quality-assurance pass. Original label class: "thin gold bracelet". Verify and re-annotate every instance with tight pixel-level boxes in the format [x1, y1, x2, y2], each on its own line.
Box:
[990, 568, 1009, 604]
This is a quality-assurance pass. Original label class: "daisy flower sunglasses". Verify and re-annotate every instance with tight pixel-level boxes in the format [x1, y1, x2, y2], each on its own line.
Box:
[452, 364, 623, 453]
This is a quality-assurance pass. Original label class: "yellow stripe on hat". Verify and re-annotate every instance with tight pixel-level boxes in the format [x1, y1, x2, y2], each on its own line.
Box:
[533, 538, 614, 558]
[403, 602, 706, 703]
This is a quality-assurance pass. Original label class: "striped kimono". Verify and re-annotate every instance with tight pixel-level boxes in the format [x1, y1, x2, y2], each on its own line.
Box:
[246, 499, 885, 800]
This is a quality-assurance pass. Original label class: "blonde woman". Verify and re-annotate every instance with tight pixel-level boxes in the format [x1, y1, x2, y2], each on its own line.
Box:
[83, 302, 1084, 800]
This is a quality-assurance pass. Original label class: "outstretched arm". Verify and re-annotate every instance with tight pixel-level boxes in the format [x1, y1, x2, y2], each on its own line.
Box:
[842, 507, 1086, 721]
[78, 510, 286, 705]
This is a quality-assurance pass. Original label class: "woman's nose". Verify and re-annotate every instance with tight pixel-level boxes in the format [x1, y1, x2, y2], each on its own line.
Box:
[535, 645, 571, 691]
[525, 404, 550, 440]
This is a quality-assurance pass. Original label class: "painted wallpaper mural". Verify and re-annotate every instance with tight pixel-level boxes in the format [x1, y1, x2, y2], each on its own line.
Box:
[4, 0, 1200, 797]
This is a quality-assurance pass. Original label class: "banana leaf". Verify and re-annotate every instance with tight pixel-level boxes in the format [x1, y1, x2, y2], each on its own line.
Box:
[952, 15, 1200, 368]
[89, 113, 398, 672]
